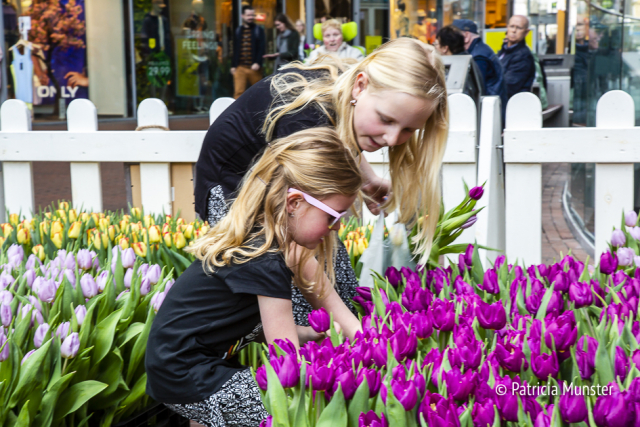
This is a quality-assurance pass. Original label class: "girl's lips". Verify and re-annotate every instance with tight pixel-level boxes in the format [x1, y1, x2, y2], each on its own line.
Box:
[369, 137, 382, 149]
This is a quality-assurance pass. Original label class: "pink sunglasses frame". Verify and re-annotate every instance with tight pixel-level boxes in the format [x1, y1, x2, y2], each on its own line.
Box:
[287, 188, 348, 228]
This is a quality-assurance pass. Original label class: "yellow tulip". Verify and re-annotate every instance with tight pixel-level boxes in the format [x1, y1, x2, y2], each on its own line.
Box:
[51, 220, 63, 236]
[184, 224, 194, 239]
[32, 244, 44, 261]
[143, 215, 154, 228]
[130, 222, 141, 233]
[131, 207, 141, 218]
[39, 221, 48, 241]
[68, 209, 77, 222]
[148, 225, 161, 243]
[176, 218, 185, 225]
[200, 224, 209, 235]
[44, 212, 52, 219]
[9, 213, 19, 226]
[58, 201, 69, 210]
[101, 232, 109, 248]
[1, 223, 13, 237]
[52, 232, 63, 249]
[107, 225, 116, 241]
[174, 232, 186, 249]
[80, 212, 90, 223]
[165, 214, 172, 223]
[68, 221, 82, 239]
[357, 238, 367, 255]
[92, 232, 102, 250]
[22, 218, 34, 230]
[91, 213, 99, 225]
[17, 227, 30, 244]
[133, 241, 147, 257]
[163, 232, 172, 247]
[56, 209, 67, 222]
[162, 223, 171, 234]
[345, 239, 353, 254]
[98, 218, 109, 232]
[119, 237, 130, 250]
[0, 236, 5, 248]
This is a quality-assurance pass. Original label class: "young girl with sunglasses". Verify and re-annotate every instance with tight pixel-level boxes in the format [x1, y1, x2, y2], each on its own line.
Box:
[145, 128, 363, 427]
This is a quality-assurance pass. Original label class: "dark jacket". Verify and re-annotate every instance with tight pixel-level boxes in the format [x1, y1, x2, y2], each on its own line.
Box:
[274, 29, 299, 70]
[468, 37, 508, 111]
[497, 40, 535, 99]
[141, 13, 173, 57]
[232, 23, 266, 68]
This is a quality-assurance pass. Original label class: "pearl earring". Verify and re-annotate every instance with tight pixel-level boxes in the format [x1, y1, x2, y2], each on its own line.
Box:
[350, 99, 357, 106]
[289, 213, 294, 217]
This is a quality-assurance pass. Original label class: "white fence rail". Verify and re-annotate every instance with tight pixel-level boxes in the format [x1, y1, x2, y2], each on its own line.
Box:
[504, 89, 637, 265]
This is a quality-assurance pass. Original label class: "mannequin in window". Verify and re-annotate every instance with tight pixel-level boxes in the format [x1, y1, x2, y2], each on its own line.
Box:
[141, 0, 173, 103]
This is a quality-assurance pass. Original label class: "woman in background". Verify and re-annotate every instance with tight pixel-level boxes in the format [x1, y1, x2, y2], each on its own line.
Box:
[263, 14, 299, 72]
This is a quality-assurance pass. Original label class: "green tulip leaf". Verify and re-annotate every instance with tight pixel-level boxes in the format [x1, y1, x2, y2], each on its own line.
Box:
[7, 339, 52, 410]
[117, 322, 145, 348]
[383, 386, 408, 427]
[317, 385, 348, 427]
[54, 380, 108, 420]
[114, 372, 148, 421]
[31, 372, 75, 427]
[90, 347, 130, 410]
[126, 308, 155, 385]
[264, 360, 290, 427]
[89, 308, 123, 366]
[348, 379, 370, 427]
[15, 400, 30, 427]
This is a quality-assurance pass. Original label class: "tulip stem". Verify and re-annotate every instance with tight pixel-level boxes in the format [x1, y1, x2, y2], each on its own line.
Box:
[62, 358, 68, 375]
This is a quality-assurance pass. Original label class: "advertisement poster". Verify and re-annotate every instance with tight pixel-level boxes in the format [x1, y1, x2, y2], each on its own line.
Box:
[23, 0, 88, 106]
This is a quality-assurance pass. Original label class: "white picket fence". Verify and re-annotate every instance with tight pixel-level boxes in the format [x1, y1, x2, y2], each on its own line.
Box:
[0, 91, 513, 264]
[504, 89, 637, 265]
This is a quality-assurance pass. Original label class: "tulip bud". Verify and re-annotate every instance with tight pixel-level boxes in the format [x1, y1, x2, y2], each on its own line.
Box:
[625, 210, 638, 228]
[38, 279, 57, 303]
[618, 247, 635, 267]
[58, 201, 69, 210]
[1, 303, 12, 327]
[32, 244, 45, 261]
[34, 323, 50, 348]
[51, 232, 63, 249]
[22, 349, 36, 365]
[151, 291, 165, 312]
[118, 236, 129, 250]
[56, 321, 71, 340]
[600, 251, 618, 275]
[146, 264, 161, 285]
[163, 232, 172, 247]
[143, 215, 155, 228]
[80, 273, 98, 299]
[174, 232, 186, 249]
[121, 247, 135, 269]
[131, 207, 141, 218]
[51, 220, 63, 236]
[133, 242, 147, 258]
[76, 249, 92, 271]
[308, 308, 330, 333]
[124, 268, 133, 289]
[68, 209, 77, 222]
[8, 213, 19, 226]
[140, 277, 151, 296]
[469, 186, 484, 200]
[148, 225, 162, 243]
[107, 225, 116, 241]
[612, 229, 626, 247]
[164, 279, 175, 293]
[66, 221, 81, 240]
[184, 224, 194, 239]
[60, 332, 80, 359]
[91, 231, 102, 250]
[96, 270, 109, 293]
[461, 215, 478, 229]
[17, 227, 30, 244]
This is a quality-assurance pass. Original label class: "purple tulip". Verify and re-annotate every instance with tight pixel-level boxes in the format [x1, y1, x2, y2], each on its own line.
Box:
[140, 277, 151, 296]
[472, 399, 495, 427]
[545, 312, 577, 354]
[626, 211, 638, 227]
[151, 291, 165, 313]
[534, 405, 554, 427]
[616, 346, 629, 381]
[332, 368, 357, 399]
[461, 215, 477, 229]
[37, 278, 57, 303]
[494, 341, 528, 372]
[255, 365, 268, 391]
[0, 290, 12, 305]
[418, 392, 461, 427]
[24, 270, 35, 289]
[60, 332, 80, 359]
[391, 377, 418, 410]
[80, 274, 98, 299]
[259, 416, 273, 427]
[411, 311, 433, 339]
[75, 305, 87, 326]
[76, 249, 93, 270]
[576, 335, 598, 379]
[164, 279, 175, 294]
[306, 363, 335, 391]
[481, 269, 499, 294]
[0, 332, 8, 362]
[22, 349, 36, 365]
[612, 230, 627, 247]
[618, 248, 635, 267]
[450, 328, 483, 371]
[476, 300, 506, 330]
[25, 254, 40, 271]
[559, 388, 588, 423]
[631, 227, 640, 241]
[124, 268, 133, 288]
[531, 351, 559, 379]
[1, 304, 12, 327]
[444, 368, 477, 401]
[601, 251, 619, 275]
[390, 328, 418, 362]
[34, 323, 50, 348]
[96, 270, 109, 292]
[432, 299, 455, 331]
[7, 244, 24, 267]
[385, 266, 402, 287]
[56, 321, 71, 340]
[494, 376, 521, 422]
[308, 308, 330, 333]
[121, 248, 136, 269]
[0, 272, 15, 290]
[146, 265, 161, 285]
[359, 411, 389, 427]
[357, 368, 382, 397]
[469, 186, 484, 200]
[593, 386, 634, 427]
[272, 354, 300, 388]
[356, 287, 373, 301]
[569, 281, 594, 308]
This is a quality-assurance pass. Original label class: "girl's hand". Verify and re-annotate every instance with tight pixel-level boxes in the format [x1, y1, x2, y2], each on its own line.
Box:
[362, 177, 391, 215]
[296, 325, 324, 345]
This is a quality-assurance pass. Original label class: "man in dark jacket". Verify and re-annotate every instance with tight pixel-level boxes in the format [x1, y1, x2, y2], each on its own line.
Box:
[498, 15, 536, 99]
[453, 19, 508, 117]
[231, 6, 266, 98]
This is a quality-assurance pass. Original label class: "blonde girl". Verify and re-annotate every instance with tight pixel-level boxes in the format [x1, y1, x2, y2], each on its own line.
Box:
[194, 36, 448, 326]
[147, 128, 363, 427]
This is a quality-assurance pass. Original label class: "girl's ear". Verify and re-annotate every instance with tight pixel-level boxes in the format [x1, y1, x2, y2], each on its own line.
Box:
[351, 72, 369, 101]
[286, 192, 303, 215]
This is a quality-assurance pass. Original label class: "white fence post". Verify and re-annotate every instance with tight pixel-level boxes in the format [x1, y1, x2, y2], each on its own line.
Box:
[475, 96, 505, 267]
[505, 93, 542, 265]
[442, 93, 477, 245]
[68, 99, 103, 212]
[209, 97, 235, 125]
[1, 100, 34, 220]
[594, 90, 635, 257]
[137, 99, 172, 216]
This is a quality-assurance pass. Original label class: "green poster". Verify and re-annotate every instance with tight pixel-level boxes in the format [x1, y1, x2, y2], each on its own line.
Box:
[176, 36, 201, 97]
[147, 50, 172, 88]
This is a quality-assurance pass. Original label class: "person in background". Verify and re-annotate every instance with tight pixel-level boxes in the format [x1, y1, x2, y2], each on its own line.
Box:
[295, 19, 307, 60]
[263, 14, 299, 72]
[231, 5, 266, 99]
[307, 19, 364, 62]
[498, 15, 535, 99]
[453, 19, 508, 118]
[434, 25, 465, 55]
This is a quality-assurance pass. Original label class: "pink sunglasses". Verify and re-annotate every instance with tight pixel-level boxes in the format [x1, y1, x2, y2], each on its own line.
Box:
[288, 188, 348, 228]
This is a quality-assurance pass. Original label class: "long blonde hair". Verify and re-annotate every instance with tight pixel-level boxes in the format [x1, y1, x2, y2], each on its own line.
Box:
[188, 127, 363, 294]
[263, 37, 449, 263]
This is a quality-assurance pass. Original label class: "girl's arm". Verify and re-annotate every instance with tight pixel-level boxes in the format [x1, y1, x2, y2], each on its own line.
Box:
[257, 295, 300, 349]
[359, 155, 391, 216]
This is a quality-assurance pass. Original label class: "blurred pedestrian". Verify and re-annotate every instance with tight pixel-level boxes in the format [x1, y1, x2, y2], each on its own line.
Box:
[307, 19, 364, 62]
[498, 15, 535, 99]
[263, 14, 299, 72]
[231, 5, 266, 99]
[434, 25, 465, 55]
[453, 19, 508, 118]
[295, 19, 307, 60]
